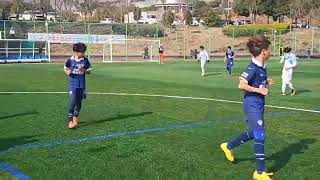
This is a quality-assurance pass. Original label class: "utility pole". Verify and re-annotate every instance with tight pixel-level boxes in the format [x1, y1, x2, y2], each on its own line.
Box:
[121, 0, 123, 23]
[55, 0, 57, 19]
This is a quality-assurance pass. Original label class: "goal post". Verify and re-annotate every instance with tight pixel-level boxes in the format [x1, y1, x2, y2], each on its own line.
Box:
[102, 38, 161, 63]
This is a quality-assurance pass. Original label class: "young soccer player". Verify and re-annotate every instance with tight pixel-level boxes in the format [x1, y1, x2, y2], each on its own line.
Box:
[280, 47, 297, 96]
[225, 46, 235, 75]
[197, 45, 209, 76]
[64, 43, 92, 129]
[220, 36, 274, 180]
[159, 45, 164, 64]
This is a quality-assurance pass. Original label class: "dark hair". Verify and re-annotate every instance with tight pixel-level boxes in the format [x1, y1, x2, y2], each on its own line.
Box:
[284, 47, 292, 53]
[73, 43, 87, 53]
[227, 46, 231, 49]
[247, 35, 271, 57]
[200, 45, 204, 50]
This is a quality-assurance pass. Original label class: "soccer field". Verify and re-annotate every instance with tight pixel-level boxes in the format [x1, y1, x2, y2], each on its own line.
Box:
[0, 59, 319, 180]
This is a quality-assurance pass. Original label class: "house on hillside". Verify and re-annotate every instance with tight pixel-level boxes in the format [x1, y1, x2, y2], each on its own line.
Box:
[155, 0, 193, 14]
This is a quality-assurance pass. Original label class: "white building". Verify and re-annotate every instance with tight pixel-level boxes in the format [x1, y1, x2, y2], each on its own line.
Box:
[155, 0, 193, 14]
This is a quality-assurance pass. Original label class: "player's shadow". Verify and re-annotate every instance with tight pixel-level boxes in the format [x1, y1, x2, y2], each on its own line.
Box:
[0, 135, 40, 152]
[295, 89, 311, 95]
[79, 112, 153, 127]
[235, 138, 316, 173]
[268, 138, 316, 173]
[0, 111, 38, 120]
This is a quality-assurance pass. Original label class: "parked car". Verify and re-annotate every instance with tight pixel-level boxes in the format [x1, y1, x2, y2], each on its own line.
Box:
[172, 19, 182, 26]
[34, 11, 45, 21]
[100, 18, 114, 24]
[191, 17, 200, 26]
[138, 14, 158, 24]
[19, 11, 33, 21]
[291, 22, 303, 28]
[46, 12, 60, 21]
[9, 14, 18, 20]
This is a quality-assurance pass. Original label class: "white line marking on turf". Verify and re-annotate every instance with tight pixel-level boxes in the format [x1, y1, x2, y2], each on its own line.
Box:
[0, 91, 320, 114]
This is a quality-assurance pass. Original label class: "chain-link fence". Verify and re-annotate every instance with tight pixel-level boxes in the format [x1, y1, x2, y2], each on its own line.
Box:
[1, 20, 319, 60]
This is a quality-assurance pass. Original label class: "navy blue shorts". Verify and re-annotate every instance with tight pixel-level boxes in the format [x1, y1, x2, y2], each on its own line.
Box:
[226, 61, 233, 68]
[69, 88, 86, 100]
[245, 111, 264, 131]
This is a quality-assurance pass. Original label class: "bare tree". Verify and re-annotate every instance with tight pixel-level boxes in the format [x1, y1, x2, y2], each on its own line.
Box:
[10, 0, 24, 16]
[247, 0, 258, 23]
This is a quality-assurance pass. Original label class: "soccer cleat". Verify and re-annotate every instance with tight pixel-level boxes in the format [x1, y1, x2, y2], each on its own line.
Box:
[72, 116, 78, 127]
[253, 171, 274, 180]
[291, 89, 296, 96]
[281, 93, 286, 96]
[220, 143, 234, 162]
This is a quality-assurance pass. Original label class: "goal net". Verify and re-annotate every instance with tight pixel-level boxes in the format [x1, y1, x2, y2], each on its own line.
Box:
[101, 39, 160, 63]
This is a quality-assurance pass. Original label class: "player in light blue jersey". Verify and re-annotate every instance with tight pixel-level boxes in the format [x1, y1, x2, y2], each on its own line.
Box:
[64, 43, 92, 129]
[220, 36, 275, 180]
[280, 47, 297, 96]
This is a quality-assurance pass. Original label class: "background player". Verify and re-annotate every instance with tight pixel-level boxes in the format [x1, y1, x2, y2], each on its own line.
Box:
[280, 47, 297, 96]
[197, 45, 209, 77]
[225, 46, 235, 75]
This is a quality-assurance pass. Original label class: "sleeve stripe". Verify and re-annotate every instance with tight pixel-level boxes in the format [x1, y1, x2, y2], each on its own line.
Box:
[239, 77, 248, 83]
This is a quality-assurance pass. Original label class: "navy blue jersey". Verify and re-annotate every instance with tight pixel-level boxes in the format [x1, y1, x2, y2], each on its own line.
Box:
[240, 59, 267, 112]
[225, 51, 234, 62]
[65, 57, 91, 90]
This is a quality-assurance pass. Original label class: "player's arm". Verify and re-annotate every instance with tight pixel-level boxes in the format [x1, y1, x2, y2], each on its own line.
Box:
[239, 67, 268, 96]
[64, 59, 71, 76]
[239, 79, 268, 96]
[80, 60, 92, 74]
[267, 79, 274, 85]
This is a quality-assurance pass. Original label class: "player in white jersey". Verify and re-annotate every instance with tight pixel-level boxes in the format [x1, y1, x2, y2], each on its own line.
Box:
[197, 45, 209, 76]
[280, 47, 297, 96]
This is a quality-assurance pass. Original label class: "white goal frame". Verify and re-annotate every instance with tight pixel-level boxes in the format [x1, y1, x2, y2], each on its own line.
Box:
[102, 38, 161, 63]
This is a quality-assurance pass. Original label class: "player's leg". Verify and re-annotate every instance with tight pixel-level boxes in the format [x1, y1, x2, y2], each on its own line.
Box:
[67, 89, 77, 128]
[287, 70, 295, 95]
[200, 60, 205, 76]
[74, 89, 83, 117]
[281, 78, 287, 95]
[161, 53, 164, 64]
[288, 80, 295, 95]
[221, 111, 256, 162]
[73, 89, 85, 127]
[159, 53, 163, 64]
[248, 112, 273, 179]
[227, 131, 254, 150]
[226, 62, 230, 73]
[221, 130, 254, 162]
[229, 62, 233, 75]
[248, 112, 265, 173]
